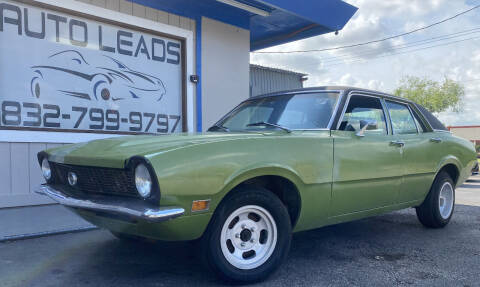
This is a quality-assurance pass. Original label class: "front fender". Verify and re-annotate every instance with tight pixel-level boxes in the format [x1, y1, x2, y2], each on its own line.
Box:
[220, 164, 305, 199]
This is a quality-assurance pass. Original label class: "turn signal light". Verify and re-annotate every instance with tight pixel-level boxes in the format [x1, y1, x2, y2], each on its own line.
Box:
[192, 200, 210, 212]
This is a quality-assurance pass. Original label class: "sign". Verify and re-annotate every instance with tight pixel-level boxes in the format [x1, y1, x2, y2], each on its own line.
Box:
[0, 1, 184, 134]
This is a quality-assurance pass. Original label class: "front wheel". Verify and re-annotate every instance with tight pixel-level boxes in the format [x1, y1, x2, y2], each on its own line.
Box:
[201, 187, 291, 283]
[416, 171, 455, 228]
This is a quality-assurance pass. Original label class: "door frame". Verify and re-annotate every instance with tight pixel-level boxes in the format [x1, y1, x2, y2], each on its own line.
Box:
[335, 91, 392, 135]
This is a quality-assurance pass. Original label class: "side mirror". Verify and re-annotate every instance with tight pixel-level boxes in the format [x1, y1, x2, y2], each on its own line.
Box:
[356, 120, 378, 137]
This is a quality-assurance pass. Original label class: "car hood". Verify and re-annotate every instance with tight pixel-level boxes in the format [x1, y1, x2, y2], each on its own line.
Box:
[46, 132, 269, 168]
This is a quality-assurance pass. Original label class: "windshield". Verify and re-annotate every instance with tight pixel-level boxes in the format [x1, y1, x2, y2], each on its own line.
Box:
[215, 92, 339, 132]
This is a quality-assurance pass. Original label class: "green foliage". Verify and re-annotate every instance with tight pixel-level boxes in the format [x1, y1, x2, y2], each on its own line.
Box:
[394, 76, 464, 113]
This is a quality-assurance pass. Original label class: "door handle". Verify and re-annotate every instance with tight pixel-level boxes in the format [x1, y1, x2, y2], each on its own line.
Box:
[390, 140, 405, 147]
[430, 138, 442, 143]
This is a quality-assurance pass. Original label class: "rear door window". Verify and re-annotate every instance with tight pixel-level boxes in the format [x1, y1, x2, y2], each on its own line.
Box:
[410, 108, 426, 132]
[415, 104, 448, 131]
[385, 101, 418, 135]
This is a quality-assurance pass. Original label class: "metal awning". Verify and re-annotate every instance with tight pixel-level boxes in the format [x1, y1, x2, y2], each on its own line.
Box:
[129, 0, 358, 51]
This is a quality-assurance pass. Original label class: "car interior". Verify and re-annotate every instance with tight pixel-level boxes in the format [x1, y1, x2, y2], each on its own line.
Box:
[339, 95, 387, 134]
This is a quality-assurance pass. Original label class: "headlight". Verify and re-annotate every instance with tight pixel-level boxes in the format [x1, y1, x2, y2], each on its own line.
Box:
[41, 158, 51, 181]
[135, 164, 152, 198]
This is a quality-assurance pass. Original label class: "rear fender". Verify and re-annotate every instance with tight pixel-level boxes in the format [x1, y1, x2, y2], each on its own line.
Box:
[434, 155, 462, 186]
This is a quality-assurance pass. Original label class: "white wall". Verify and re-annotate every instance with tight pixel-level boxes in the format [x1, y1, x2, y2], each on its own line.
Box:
[0, 143, 68, 208]
[449, 127, 480, 142]
[201, 17, 250, 130]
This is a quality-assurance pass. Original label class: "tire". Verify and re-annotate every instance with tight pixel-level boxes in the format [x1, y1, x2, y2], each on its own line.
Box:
[416, 171, 455, 228]
[201, 187, 292, 283]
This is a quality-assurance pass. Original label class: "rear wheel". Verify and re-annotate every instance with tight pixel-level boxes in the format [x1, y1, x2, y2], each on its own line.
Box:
[201, 187, 291, 283]
[416, 171, 455, 228]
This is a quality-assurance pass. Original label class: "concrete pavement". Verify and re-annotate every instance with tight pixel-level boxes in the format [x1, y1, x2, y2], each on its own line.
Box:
[1, 177, 479, 286]
[0, 205, 95, 242]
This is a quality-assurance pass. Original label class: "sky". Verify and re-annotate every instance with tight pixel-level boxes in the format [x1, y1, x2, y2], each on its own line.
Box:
[250, 0, 480, 127]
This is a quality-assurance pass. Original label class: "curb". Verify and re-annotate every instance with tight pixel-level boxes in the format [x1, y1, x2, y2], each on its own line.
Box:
[0, 226, 98, 243]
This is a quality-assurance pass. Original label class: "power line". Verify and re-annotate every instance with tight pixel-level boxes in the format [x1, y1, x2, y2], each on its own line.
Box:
[253, 4, 480, 54]
[260, 34, 480, 71]
[323, 36, 480, 67]
[319, 28, 480, 64]
[322, 35, 480, 68]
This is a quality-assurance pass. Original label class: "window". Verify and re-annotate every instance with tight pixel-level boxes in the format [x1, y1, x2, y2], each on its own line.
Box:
[415, 104, 448, 131]
[386, 101, 418, 134]
[222, 106, 274, 130]
[339, 95, 387, 135]
[219, 92, 339, 131]
[411, 108, 426, 133]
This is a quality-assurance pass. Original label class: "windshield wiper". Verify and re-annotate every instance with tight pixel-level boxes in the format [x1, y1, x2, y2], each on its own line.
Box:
[209, 124, 230, 132]
[247, 122, 292, 133]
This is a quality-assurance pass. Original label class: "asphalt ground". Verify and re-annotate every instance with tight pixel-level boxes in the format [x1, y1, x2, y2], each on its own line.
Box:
[1, 176, 480, 287]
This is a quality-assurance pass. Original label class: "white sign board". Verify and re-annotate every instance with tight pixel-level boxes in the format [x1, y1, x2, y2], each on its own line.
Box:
[0, 0, 184, 135]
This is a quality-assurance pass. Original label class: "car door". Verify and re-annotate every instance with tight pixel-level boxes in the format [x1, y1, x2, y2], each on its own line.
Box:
[384, 100, 437, 203]
[330, 94, 403, 216]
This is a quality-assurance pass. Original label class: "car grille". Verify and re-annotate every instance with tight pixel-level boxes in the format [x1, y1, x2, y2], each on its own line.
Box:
[50, 162, 137, 197]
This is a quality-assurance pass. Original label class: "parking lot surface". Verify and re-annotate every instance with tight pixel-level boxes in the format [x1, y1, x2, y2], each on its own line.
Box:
[1, 177, 480, 287]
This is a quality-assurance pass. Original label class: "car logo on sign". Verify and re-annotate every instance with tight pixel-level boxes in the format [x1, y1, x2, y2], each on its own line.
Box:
[67, 172, 78, 186]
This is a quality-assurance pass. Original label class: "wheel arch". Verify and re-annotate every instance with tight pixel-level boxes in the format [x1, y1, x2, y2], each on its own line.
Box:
[435, 156, 461, 186]
[214, 166, 304, 228]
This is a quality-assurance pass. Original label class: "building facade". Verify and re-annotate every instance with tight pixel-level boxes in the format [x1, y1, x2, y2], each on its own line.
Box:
[0, 0, 357, 208]
[250, 64, 307, 97]
[448, 126, 480, 145]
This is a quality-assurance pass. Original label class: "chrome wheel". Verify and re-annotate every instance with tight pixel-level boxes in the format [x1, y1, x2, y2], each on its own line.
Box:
[220, 205, 277, 270]
[439, 182, 454, 219]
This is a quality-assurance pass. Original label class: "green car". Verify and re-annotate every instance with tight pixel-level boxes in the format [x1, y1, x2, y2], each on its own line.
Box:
[36, 87, 476, 283]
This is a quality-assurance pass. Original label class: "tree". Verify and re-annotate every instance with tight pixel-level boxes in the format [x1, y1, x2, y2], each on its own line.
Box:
[393, 76, 464, 113]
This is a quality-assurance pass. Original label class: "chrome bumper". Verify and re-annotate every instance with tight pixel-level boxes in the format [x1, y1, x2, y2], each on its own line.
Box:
[35, 185, 185, 223]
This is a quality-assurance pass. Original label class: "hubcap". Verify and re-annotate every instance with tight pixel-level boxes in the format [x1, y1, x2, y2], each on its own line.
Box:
[220, 205, 277, 270]
[240, 229, 252, 242]
[439, 182, 454, 219]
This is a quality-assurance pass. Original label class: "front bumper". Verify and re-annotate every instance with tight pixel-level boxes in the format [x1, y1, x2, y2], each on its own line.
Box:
[35, 185, 185, 223]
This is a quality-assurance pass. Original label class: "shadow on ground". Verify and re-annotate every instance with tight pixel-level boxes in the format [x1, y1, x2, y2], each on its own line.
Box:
[2, 203, 480, 287]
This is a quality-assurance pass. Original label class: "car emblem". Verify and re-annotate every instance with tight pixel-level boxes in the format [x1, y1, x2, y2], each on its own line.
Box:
[67, 172, 78, 186]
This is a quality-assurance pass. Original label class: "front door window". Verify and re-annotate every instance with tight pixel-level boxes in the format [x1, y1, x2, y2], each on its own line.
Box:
[339, 95, 387, 135]
[332, 94, 400, 215]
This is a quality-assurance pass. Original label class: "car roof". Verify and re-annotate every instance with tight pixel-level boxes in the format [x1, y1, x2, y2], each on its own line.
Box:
[248, 86, 444, 132]
[251, 86, 415, 105]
